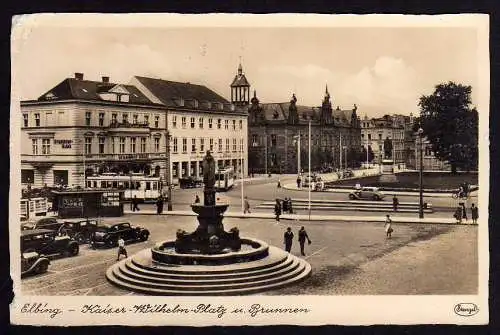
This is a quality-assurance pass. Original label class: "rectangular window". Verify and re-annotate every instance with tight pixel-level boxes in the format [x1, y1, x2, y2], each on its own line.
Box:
[232, 138, 237, 152]
[181, 117, 187, 128]
[155, 115, 159, 128]
[224, 120, 229, 130]
[98, 137, 105, 154]
[154, 137, 160, 152]
[173, 138, 178, 153]
[232, 120, 236, 130]
[122, 113, 128, 123]
[199, 117, 203, 128]
[45, 112, 53, 126]
[119, 137, 125, 153]
[191, 138, 196, 152]
[144, 114, 149, 125]
[208, 118, 213, 129]
[130, 137, 137, 153]
[34, 113, 40, 127]
[368, 134, 372, 140]
[111, 113, 117, 124]
[85, 112, 91, 126]
[85, 137, 92, 154]
[200, 138, 205, 152]
[32, 139, 38, 154]
[57, 111, 65, 125]
[98, 113, 105, 126]
[133, 114, 138, 124]
[23, 114, 28, 127]
[217, 119, 222, 129]
[378, 133, 382, 140]
[218, 138, 222, 152]
[239, 120, 243, 129]
[182, 138, 187, 153]
[225, 138, 230, 152]
[191, 117, 195, 129]
[111, 138, 115, 153]
[209, 138, 214, 151]
[240, 138, 243, 152]
[141, 137, 146, 153]
[21, 169, 34, 184]
[271, 134, 277, 147]
[172, 116, 177, 128]
[252, 134, 258, 146]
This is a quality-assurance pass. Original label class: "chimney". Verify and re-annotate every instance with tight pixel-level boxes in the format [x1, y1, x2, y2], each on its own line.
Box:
[74, 73, 84, 80]
[102, 76, 110, 83]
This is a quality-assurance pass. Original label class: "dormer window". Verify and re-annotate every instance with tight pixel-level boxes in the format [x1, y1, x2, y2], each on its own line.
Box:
[273, 111, 279, 119]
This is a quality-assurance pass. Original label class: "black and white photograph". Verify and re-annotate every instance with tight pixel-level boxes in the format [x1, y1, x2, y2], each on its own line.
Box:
[9, 13, 489, 326]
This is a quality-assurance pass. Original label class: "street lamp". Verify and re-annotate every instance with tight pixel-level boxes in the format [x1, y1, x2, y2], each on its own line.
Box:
[165, 131, 173, 211]
[417, 127, 424, 219]
[366, 139, 370, 168]
[343, 146, 347, 170]
[293, 132, 301, 176]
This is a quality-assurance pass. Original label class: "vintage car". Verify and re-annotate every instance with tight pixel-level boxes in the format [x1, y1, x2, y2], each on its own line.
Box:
[59, 219, 99, 244]
[179, 176, 203, 189]
[348, 186, 386, 201]
[21, 217, 62, 231]
[21, 251, 50, 277]
[21, 229, 79, 257]
[91, 222, 150, 248]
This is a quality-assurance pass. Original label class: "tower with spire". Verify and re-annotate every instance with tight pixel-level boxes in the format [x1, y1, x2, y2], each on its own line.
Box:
[230, 62, 251, 106]
[320, 84, 333, 124]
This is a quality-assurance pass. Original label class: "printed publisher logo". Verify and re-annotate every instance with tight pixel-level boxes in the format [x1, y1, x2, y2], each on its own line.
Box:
[454, 303, 479, 317]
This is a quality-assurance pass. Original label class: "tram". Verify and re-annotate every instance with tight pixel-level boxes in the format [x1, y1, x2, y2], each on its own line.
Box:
[85, 173, 162, 201]
[215, 167, 235, 191]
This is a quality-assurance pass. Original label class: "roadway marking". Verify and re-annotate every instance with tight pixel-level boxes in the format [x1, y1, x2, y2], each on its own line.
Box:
[305, 246, 328, 260]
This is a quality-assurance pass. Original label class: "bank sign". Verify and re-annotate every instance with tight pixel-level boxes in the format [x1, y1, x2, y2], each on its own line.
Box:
[54, 139, 73, 149]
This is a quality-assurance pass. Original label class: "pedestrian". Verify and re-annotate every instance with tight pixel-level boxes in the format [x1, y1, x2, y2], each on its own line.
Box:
[116, 235, 128, 261]
[288, 198, 294, 214]
[296, 175, 301, 189]
[274, 198, 282, 224]
[298, 226, 312, 256]
[277, 179, 281, 188]
[392, 195, 399, 212]
[244, 196, 251, 214]
[461, 202, 468, 222]
[384, 214, 393, 239]
[454, 206, 462, 224]
[156, 195, 164, 214]
[283, 227, 294, 252]
[194, 194, 200, 204]
[132, 195, 140, 212]
[282, 197, 289, 214]
[471, 203, 478, 224]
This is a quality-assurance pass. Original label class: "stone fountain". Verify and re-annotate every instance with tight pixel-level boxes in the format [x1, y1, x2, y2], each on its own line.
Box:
[106, 151, 311, 295]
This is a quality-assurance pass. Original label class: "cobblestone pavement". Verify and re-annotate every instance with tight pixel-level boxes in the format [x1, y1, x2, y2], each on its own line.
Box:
[19, 213, 476, 296]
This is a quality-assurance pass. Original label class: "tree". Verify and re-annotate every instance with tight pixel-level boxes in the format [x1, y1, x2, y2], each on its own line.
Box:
[418, 82, 478, 173]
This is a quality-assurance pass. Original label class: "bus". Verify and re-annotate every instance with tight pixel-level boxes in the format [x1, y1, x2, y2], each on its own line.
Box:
[215, 167, 235, 191]
[85, 173, 162, 202]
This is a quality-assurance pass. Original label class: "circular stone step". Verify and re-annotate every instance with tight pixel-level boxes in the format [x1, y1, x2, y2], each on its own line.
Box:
[106, 245, 311, 295]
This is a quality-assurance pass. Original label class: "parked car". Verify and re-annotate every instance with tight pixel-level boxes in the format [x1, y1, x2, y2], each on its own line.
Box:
[348, 186, 385, 201]
[22, 217, 62, 231]
[179, 176, 203, 189]
[313, 177, 325, 191]
[91, 222, 150, 248]
[21, 251, 50, 277]
[59, 219, 99, 244]
[21, 229, 79, 257]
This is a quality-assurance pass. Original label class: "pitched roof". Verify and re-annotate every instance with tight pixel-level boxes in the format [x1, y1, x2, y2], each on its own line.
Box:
[36, 78, 155, 105]
[134, 76, 229, 107]
[230, 73, 250, 87]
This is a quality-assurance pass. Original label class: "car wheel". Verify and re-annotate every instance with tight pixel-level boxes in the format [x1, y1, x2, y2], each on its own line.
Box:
[106, 238, 116, 248]
[349, 194, 356, 200]
[36, 261, 48, 274]
[69, 243, 79, 256]
[74, 233, 85, 244]
[140, 231, 149, 241]
[373, 195, 380, 201]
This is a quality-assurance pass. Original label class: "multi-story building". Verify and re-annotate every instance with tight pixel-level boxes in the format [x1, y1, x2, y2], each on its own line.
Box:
[360, 114, 407, 165]
[20, 73, 168, 189]
[130, 75, 248, 184]
[245, 83, 362, 174]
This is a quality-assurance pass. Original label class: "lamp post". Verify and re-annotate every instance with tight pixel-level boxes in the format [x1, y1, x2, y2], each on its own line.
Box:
[308, 119, 311, 221]
[165, 131, 173, 211]
[418, 128, 424, 219]
[343, 146, 347, 170]
[240, 136, 244, 212]
[293, 132, 301, 175]
[366, 139, 369, 168]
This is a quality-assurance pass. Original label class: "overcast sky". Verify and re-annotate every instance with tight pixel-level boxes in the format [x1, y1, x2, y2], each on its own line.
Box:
[12, 22, 478, 117]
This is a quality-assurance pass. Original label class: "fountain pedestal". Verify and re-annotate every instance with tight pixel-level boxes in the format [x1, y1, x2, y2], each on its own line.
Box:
[379, 159, 399, 183]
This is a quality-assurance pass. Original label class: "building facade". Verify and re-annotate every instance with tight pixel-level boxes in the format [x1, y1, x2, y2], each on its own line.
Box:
[246, 85, 362, 174]
[360, 114, 409, 165]
[20, 73, 168, 189]
[130, 75, 248, 185]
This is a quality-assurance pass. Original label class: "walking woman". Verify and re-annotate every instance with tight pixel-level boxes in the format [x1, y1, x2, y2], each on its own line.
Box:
[274, 198, 282, 224]
[471, 203, 478, 224]
[384, 214, 393, 239]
